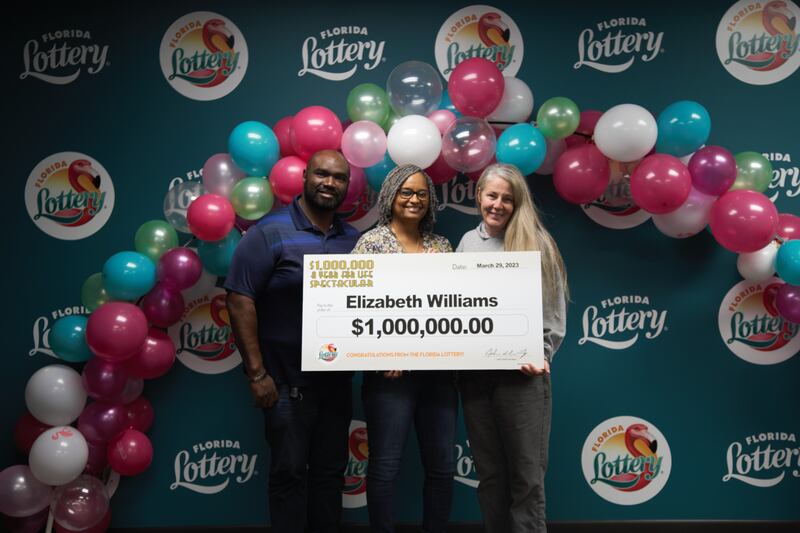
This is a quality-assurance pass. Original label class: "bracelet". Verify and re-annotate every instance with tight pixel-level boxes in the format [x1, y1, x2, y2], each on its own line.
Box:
[249, 370, 268, 383]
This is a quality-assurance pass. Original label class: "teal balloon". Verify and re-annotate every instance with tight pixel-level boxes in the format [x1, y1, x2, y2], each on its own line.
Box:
[365, 153, 396, 191]
[50, 315, 92, 362]
[439, 89, 462, 117]
[228, 121, 280, 176]
[655, 100, 711, 157]
[198, 229, 241, 276]
[102, 251, 156, 300]
[496, 124, 547, 175]
[776, 240, 800, 285]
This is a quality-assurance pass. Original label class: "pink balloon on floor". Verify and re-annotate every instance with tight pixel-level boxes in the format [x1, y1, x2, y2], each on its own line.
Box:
[124, 329, 176, 380]
[273, 116, 296, 157]
[269, 156, 307, 204]
[86, 303, 148, 363]
[709, 189, 779, 253]
[186, 194, 235, 242]
[291, 106, 343, 160]
[630, 154, 692, 214]
[108, 429, 153, 476]
[553, 144, 610, 204]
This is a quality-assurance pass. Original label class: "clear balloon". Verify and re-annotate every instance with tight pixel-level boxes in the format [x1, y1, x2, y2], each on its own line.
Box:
[0, 465, 53, 518]
[102, 251, 156, 301]
[25, 365, 87, 426]
[51, 474, 109, 532]
[447, 58, 505, 118]
[140, 281, 184, 328]
[688, 146, 737, 196]
[630, 154, 692, 214]
[230, 177, 274, 220]
[13, 412, 51, 454]
[228, 121, 280, 176]
[553, 144, 610, 204]
[78, 402, 127, 444]
[197, 229, 242, 276]
[441, 117, 496, 173]
[387, 115, 442, 169]
[157, 248, 202, 291]
[778, 213, 800, 241]
[386, 61, 443, 117]
[730, 151, 773, 193]
[534, 138, 568, 176]
[496, 123, 547, 175]
[652, 187, 716, 238]
[347, 83, 390, 124]
[273, 116, 296, 158]
[487, 77, 534, 126]
[86, 302, 149, 363]
[365, 152, 396, 191]
[291, 106, 343, 160]
[187, 193, 235, 242]
[655, 100, 711, 157]
[709, 190, 779, 253]
[202, 153, 246, 197]
[269, 156, 307, 204]
[134, 220, 178, 263]
[82, 358, 128, 401]
[29, 427, 88, 486]
[536, 97, 580, 139]
[594, 104, 658, 162]
[108, 377, 144, 405]
[776, 283, 800, 323]
[776, 240, 800, 285]
[81, 273, 108, 313]
[108, 429, 153, 476]
[163, 180, 204, 234]
[737, 241, 779, 281]
[341, 121, 388, 168]
[125, 396, 154, 433]
[51, 315, 92, 363]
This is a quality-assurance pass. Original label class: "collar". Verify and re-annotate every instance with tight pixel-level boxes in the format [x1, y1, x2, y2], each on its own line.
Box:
[289, 196, 345, 234]
[477, 222, 503, 241]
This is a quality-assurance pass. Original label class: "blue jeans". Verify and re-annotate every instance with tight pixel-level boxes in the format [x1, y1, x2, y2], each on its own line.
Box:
[263, 382, 352, 533]
[362, 371, 458, 533]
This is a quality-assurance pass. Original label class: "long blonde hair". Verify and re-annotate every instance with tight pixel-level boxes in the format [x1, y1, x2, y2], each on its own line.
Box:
[476, 163, 569, 301]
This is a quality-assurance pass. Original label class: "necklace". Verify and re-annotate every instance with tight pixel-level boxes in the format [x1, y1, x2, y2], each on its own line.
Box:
[389, 226, 423, 253]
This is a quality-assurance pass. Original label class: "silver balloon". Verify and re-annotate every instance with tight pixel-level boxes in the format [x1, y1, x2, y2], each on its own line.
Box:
[386, 61, 443, 117]
[163, 180, 204, 233]
[202, 153, 246, 197]
[0, 465, 53, 518]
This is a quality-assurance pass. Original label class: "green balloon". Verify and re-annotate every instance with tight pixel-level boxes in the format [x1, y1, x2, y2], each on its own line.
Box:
[347, 83, 390, 124]
[381, 109, 401, 134]
[81, 272, 108, 312]
[134, 220, 179, 262]
[536, 97, 580, 139]
[730, 151, 773, 193]
[231, 177, 274, 220]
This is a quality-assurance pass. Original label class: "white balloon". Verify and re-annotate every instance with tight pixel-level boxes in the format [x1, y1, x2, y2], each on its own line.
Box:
[29, 427, 88, 486]
[652, 187, 715, 238]
[737, 241, 779, 281]
[487, 77, 534, 126]
[594, 104, 658, 162]
[386, 115, 442, 169]
[25, 365, 87, 426]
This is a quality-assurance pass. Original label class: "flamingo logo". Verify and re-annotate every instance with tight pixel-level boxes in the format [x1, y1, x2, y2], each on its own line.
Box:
[160, 12, 248, 101]
[582, 416, 672, 505]
[319, 343, 338, 362]
[343, 421, 369, 508]
[717, 0, 800, 85]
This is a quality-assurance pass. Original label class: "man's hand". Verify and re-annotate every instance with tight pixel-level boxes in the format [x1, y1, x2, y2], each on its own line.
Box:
[250, 375, 279, 408]
[520, 359, 550, 376]
[383, 370, 403, 379]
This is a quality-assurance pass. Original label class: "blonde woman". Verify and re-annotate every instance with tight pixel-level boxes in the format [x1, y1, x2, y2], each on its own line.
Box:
[456, 163, 568, 533]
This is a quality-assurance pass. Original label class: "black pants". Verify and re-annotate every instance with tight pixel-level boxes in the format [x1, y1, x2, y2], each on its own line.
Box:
[263, 382, 352, 533]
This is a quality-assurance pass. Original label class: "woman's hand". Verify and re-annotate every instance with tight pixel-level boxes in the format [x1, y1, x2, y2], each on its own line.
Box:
[520, 359, 550, 376]
[383, 370, 403, 379]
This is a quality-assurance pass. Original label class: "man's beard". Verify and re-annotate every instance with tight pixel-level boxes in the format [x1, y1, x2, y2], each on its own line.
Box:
[305, 184, 344, 211]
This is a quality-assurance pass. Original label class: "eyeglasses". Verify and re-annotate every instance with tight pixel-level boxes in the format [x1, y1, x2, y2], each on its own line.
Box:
[398, 188, 429, 200]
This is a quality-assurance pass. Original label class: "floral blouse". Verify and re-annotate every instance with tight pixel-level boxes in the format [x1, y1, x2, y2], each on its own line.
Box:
[352, 224, 453, 254]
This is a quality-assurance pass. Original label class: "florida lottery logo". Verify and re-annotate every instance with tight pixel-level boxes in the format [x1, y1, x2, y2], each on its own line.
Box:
[435, 5, 523, 79]
[160, 12, 248, 100]
[20, 29, 109, 84]
[574, 17, 665, 73]
[718, 277, 800, 365]
[723, 431, 800, 487]
[169, 288, 241, 374]
[716, 0, 800, 85]
[582, 159, 651, 230]
[319, 343, 338, 362]
[578, 294, 668, 350]
[343, 420, 369, 508]
[25, 152, 114, 240]
[171, 439, 259, 494]
[582, 416, 672, 505]
[765, 152, 799, 203]
[298, 25, 386, 81]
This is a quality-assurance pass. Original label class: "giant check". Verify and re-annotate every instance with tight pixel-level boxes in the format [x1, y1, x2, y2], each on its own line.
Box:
[301, 251, 544, 371]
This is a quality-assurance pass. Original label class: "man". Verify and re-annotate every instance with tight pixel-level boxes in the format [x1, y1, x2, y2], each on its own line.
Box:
[225, 150, 360, 533]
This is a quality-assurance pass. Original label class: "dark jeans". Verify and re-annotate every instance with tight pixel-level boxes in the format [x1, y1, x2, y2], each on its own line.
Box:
[459, 372, 552, 533]
[362, 371, 458, 533]
[263, 382, 352, 533]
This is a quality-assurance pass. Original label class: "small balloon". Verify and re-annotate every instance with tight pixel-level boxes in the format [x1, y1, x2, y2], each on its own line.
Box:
[341, 120, 388, 168]
[157, 248, 202, 291]
[425, 153, 458, 186]
[776, 240, 800, 285]
[140, 281, 184, 328]
[230, 177, 274, 220]
[441, 117, 497, 173]
[730, 151, 773, 193]
[82, 358, 128, 401]
[386, 61, 443, 116]
[25, 365, 87, 426]
[78, 402, 127, 444]
[13, 412, 51, 454]
[291, 106, 343, 160]
[487, 77, 534, 126]
[365, 152, 396, 191]
[427, 109, 457, 135]
[134, 220, 178, 263]
[51, 474, 110, 532]
[777, 213, 800, 241]
[534, 138, 568, 176]
[347, 83, 390, 124]
[108, 377, 144, 405]
[202, 153, 246, 197]
[630, 154, 692, 214]
[269, 156, 307, 204]
[776, 283, 800, 323]
[81, 273, 109, 312]
[709, 190, 779, 253]
[102, 251, 156, 301]
[273, 116, 296, 158]
[652, 187, 716, 238]
[108, 429, 153, 476]
[594, 104, 657, 162]
[655, 100, 711, 157]
[187, 193, 236, 242]
[381, 108, 401, 134]
[496, 123, 547, 175]
[448, 58, 505, 118]
[0, 465, 53, 518]
[125, 396, 154, 433]
[50, 315, 92, 363]
[85, 302, 149, 363]
[536, 97, 580, 139]
[29, 427, 88, 486]
[387, 115, 442, 169]
[553, 144, 610, 204]
[688, 146, 737, 196]
[228, 121, 280, 176]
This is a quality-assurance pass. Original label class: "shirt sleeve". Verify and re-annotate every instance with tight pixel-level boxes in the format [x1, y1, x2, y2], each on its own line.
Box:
[224, 227, 277, 299]
[543, 269, 568, 364]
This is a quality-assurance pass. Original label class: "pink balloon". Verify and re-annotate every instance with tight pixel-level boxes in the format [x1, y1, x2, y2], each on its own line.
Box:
[82, 358, 128, 401]
[86, 303, 148, 363]
[157, 248, 202, 291]
[78, 403, 127, 444]
[426, 153, 458, 185]
[124, 329, 176, 380]
[442, 117, 497, 173]
[108, 429, 153, 476]
[83, 440, 108, 476]
[448, 58, 505, 118]
[139, 282, 184, 328]
[709, 190, 779, 253]
[778, 213, 800, 241]
[341, 121, 387, 168]
[201, 153, 246, 197]
[553, 144, 610, 204]
[534, 138, 568, 176]
[273, 116, 296, 157]
[125, 396, 154, 433]
[290, 106, 343, 160]
[55, 509, 111, 533]
[776, 284, 800, 323]
[186, 193, 235, 242]
[53, 482, 110, 533]
[0, 465, 52, 518]
[565, 110, 602, 147]
[688, 145, 737, 196]
[427, 109, 457, 135]
[630, 154, 692, 214]
[13, 412, 51, 454]
[269, 156, 307, 204]
[652, 187, 716, 238]
[339, 167, 366, 211]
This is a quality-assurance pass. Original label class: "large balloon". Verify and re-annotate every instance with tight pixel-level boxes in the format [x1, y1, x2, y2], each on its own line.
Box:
[50, 315, 92, 363]
[737, 241, 779, 282]
[51, 474, 109, 532]
[162, 180, 204, 234]
[496, 123, 547, 175]
[197, 229, 241, 276]
[536, 97, 580, 139]
[157, 248, 203, 291]
[776, 240, 800, 285]
[81, 273, 109, 313]
[102, 251, 156, 301]
[776, 283, 800, 323]
[552, 144, 610, 204]
[652, 187, 716, 238]
[108, 429, 153, 476]
[341, 120, 387, 168]
[730, 151, 773, 193]
[291, 106, 343, 160]
[29, 427, 88, 486]
[0, 465, 53, 518]
[655, 100, 711, 157]
[269, 156, 307, 204]
[386, 61, 443, 117]
[386, 115, 442, 168]
[25, 365, 86, 426]
[594, 104, 658, 162]
[709, 190, 779, 253]
[688, 146, 737, 196]
[186, 193, 235, 242]
[347, 82, 390, 124]
[273, 116, 296, 158]
[365, 152, 396, 191]
[78, 402, 127, 444]
[140, 281, 184, 328]
[630, 154, 692, 214]
[448, 58, 505, 118]
[441, 117, 497, 173]
[134, 220, 178, 263]
[13, 412, 51, 454]
[202, 153, 246, 197]
[487, 77, 534, 126]
[230, 177, 274, 220]
[82, 357, 128, 401]
[228, 121, 280, 176]
[86, 302, 149, 362]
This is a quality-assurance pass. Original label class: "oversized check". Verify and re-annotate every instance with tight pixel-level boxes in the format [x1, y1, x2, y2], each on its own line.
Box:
[301, 251, 543, 371]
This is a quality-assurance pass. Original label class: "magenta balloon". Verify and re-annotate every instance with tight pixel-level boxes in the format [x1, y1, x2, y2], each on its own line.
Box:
[86, 303, 148, 362]
[290, 106, 343, 160]
[534, 138, 568, 176]
[778, 213, 800, 241]
[273, 116, 296, 157]
[108, 429, 153, 476]
[426, 153, 458, 185]
[448, 58, 505, 118]
[776, 284, 800, 323]
[688, 145, 737, 196]
[709, 190, 779, 253]
[126, 396, 154, 433]
[157, 248, 202, 290]
[341, 121, 387, 168]
[83, 440, 108, 476]
[51, 474, 109, 532]
[553, 144, 610, 204]
[339, 167, 366, 211]
[442, 117, 497, 173]
[630, 154, 692, 214]
[82, 358, 128, 401]
[0, 465, 52, 518]
[124, 329, 176, 380]
[186, 193, 235, 242]
[269, 156, 307, 204]
[140, 282, 184, 328]
[427, 109, 457, 135]
[78, 403, 127, 444]
[202, 153, 246, 197]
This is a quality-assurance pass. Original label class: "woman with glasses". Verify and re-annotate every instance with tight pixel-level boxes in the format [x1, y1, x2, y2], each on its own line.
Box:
[352, 164, 455, 533]
[456, 163, 568, 533]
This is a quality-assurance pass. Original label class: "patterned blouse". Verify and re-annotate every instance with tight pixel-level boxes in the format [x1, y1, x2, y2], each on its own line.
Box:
[352, 224, 453, 254]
